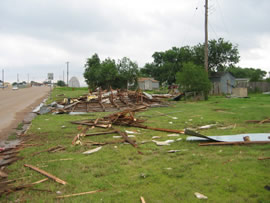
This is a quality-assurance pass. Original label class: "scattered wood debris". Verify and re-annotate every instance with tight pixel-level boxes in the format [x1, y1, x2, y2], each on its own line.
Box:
[258, 157, 270, 160]
[55, 189, 103, 199]
[24, 164, 67, 185]
[246, 118, 270, 124]
[38, 89, 173, 114]
[32, 145, 65, 156]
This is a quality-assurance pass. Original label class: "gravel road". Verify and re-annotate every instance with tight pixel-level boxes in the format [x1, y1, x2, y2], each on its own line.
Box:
[0, 86, 50, 140]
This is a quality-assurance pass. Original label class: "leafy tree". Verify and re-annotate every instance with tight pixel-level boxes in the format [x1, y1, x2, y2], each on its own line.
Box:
[176, 62, 211, 100]
[57, 80, 66, 86]
[84, 54, 139, 89]
[140, 46, 194, 85]
[193, 38, 240, 72]
[227, 66, 266, 81]
[84, 53, 101, 89]
[117, 57, 139, 88]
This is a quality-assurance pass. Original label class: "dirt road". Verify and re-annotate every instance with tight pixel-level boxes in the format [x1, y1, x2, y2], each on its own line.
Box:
[0, 86, 50, 140]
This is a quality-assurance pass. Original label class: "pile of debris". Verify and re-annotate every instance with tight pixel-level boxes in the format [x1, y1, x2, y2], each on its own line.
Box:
[35, 89, 174, 114]
[71, 106, 184, 148]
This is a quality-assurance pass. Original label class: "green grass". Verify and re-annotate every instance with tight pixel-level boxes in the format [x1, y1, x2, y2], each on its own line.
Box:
[2, 91, 270, 202]
[47, 87, 89, 104]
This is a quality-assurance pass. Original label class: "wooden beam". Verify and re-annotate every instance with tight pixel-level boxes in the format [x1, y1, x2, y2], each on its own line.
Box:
[24, 164, 67, 185]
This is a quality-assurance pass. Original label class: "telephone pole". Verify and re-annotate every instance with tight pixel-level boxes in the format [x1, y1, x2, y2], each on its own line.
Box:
[66, 62, 69, 87]
[204, 0, 208, 73]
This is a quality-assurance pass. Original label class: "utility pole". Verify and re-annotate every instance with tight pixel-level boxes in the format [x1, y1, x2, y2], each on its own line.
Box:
[204, 0, 208, 73]
[17, 73, 19, 83]
[66, 62, 69, 87]
[27, 73, 29, 84]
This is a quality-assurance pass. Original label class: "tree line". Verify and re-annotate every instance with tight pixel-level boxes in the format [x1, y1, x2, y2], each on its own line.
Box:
[83, 38, 268, 90]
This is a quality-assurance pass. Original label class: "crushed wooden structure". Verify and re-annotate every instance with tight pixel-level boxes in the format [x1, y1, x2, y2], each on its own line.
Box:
[53, 89, 169, 113]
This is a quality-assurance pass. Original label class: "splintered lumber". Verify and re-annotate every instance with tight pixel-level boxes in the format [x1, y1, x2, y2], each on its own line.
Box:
[85, 130, 117, 137]
[199, 141, 270, 146]
[32, 146, 65, 156]
[258, 157, 270, 160]
[24, 164, 67, 185]
[1, 178, 48, 195]
[56, 189, 103, 199]
[131, 124, 185, 134]
[114, 128, 137, 147]
[246, 119, 270, 124]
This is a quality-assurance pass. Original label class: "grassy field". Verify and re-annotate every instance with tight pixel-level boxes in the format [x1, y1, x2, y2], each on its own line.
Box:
[2, 87, 270, 202]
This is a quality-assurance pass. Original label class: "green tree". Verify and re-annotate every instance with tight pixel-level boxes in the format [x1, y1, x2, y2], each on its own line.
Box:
[176, 62, 211, 100]
[140, 46, 193, 85]
[57, 80, 66, 86]
[84, 54, 139, 89]
[84, 53, 101, 89]
[227, 66, 266, 81]
[117, 57, 139, 88]
[193, 38, 240, 72]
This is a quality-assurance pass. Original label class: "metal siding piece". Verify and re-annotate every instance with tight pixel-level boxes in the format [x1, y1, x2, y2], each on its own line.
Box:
[186, 133, 270, 142]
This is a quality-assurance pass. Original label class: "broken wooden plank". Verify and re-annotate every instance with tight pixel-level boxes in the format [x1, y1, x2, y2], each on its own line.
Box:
[258, 157, 270, 160]
[56, 189, 103, 199]
[140, 196, 146, 203]
[114, 128, 137, 148]
[32, 146, 65, 156]
[199, 141, 270, 146]
[85, 130, 117, 137]
[24, 164, 67, 185]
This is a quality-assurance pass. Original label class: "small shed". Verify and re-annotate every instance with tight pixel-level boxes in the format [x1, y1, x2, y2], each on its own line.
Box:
[138, 77, 159, 90]
[68, 76, 80, 88]
[210, 72, 235, 94]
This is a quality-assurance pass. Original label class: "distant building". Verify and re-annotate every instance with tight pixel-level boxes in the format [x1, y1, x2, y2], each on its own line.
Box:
[210, 72, 236, 94]
[68, 76, 80, 88]
[138, 77, 159, 90]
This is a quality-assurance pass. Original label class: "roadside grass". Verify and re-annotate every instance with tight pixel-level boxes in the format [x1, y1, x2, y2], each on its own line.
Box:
[2, 91, 270, 202]
[46, 87, 89, 104]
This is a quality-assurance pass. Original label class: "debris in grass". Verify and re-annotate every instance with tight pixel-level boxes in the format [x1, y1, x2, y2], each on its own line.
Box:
[167, 134, 180, 137]
[246, 118, 270, 124]
[264, 185, 270, 191]
[199, 141, 270, 146]
[83, 146, 102, 155]
[24, 164, 67, 185]
[197, 124, 217, 129]
[152, 136, 161, 139]
[194, 192, 208, 199]
[55, 189, 103, 199]
[167, 150, 181, 153]
[258, 157, 270, 160]
[152, 140, 174, 146]
[140, 196, 146, 203]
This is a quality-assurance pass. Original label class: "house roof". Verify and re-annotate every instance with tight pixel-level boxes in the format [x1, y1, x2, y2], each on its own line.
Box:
[138, 77, 159, 83]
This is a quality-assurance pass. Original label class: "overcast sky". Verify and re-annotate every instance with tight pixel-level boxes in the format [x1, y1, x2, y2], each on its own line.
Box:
[0, 0, 270, 85]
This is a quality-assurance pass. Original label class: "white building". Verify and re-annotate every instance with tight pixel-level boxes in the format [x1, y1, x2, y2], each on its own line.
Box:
[68, 76, 80, 88]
